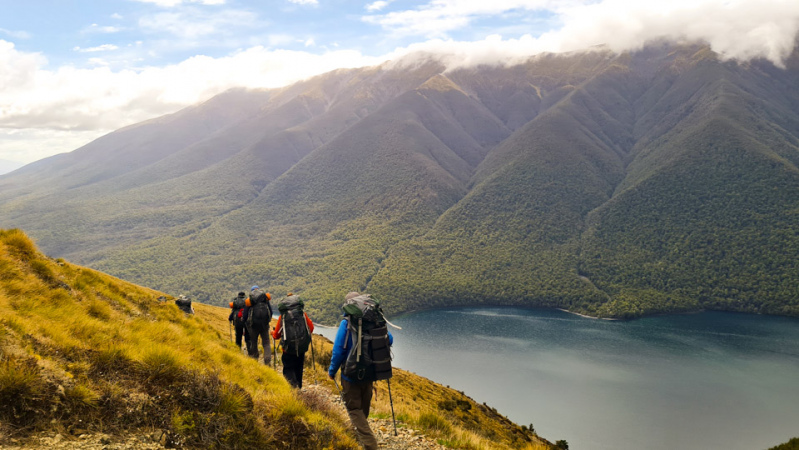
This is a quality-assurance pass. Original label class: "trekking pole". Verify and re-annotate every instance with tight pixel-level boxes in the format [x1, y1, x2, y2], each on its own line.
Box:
[229, 321, 233, 342]
[272, 335, 277, 370]
[387, 379, 398, 436]
[333, 377, 345, 403]
[310, 336, 317, 385]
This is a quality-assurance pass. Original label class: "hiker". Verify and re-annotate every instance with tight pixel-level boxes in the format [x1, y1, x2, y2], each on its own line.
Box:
[271, 293, 314, 389]
[175, 295, 194, 314]
[228, 291, 249, 350]
[246, 285, 273, 365]
[328, 292, 393, 450]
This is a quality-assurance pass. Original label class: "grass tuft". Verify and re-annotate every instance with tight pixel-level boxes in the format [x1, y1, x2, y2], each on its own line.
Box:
[65, 382, 100, 409]
[138, 347, 185, 383]
[0, 357, 48, 426]
[417, 411, 453, 435]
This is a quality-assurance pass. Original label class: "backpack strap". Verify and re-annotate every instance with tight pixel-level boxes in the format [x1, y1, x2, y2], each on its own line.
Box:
[356, 317, 363, 363]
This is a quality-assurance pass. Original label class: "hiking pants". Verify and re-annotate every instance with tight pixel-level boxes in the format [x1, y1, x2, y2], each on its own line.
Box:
[234, 321, 249, 350]
[248, 324, 272, 364]
[281, 351, 306, 389]
[341, 379, 377, 450]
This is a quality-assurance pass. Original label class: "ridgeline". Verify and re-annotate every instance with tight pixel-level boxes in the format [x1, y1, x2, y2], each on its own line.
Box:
[0, 42, 798, 324]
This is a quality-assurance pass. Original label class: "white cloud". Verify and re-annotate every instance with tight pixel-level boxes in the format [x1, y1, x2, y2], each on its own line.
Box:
[74, 44, 120, 53]
[111, 13, 124, 20]
[366, 0, 799, 65]
[83, 24, 123, 34]
[139, 8, 258, 40]
[0, 28, 32, 40]
[366, 1, 392, 12]
[288, 0, 319, 5]
[0, 39, 380, 140]
[304, 38, 316, 47]
[364, 0, 557, 38]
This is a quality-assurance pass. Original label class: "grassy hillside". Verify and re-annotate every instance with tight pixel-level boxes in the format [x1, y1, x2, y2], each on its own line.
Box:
[0, 229, 357, 449]
[0, 229, 553, 449]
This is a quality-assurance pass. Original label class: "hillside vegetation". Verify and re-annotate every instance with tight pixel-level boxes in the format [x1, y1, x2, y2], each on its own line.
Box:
[1, 42, 798, 323]
[0, 229, 552, 449]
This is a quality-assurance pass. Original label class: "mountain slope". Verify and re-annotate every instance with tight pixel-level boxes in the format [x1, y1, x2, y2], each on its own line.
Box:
[1, 42, 798, 322]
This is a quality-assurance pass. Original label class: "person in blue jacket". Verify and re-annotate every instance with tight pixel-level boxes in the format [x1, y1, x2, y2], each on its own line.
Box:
[328, 292, 393, 450]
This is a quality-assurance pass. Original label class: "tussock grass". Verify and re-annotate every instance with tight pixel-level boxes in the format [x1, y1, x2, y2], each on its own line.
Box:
[0, 356, 48, 427]
[0, 230, 358, 449]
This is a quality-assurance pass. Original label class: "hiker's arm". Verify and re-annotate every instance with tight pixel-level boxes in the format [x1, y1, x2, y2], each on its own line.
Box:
[305, 313, 314, 333]
[271, 316, 283, 339]
[328, 320, 348, 378]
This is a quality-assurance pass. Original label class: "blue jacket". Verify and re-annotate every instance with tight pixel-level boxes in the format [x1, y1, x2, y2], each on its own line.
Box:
[328, 318, 393, 382]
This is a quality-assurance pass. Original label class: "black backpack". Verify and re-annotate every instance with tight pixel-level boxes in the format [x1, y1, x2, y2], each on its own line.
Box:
[175, 296, 194, 314]
[248, 289, 272, 327]
[277, 295, 311, 356]
[342, 294, 392, 382]
[231, 294, 246, 324]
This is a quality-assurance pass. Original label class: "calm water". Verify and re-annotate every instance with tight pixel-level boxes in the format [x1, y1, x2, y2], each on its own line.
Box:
[319, 308, 799, 450]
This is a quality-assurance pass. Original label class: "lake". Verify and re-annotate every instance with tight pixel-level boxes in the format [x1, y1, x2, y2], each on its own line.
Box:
[318, 308, 799, 450]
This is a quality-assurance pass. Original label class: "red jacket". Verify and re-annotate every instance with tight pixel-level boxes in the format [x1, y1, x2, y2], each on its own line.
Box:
[271, 312, 314, 339]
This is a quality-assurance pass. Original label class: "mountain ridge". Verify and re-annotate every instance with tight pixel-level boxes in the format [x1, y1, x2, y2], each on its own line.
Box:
[1, 40, 798, 323]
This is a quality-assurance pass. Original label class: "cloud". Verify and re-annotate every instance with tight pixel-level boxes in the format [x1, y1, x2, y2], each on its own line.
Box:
[288, 0, 319, 5]
[366, 0, 799, 66]
[133, 0, 226, 6]
[0, 28, 32, 40]
[0, 39, 380, 137]
[366, 1, 392, 12]
[74, 44, 120, 53]
[138, 8, 259, 40]
[83, 24, 123, 34]
[364, 0, 556, 38]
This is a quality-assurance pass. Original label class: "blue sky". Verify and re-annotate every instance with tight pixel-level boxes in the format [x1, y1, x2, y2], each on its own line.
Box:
[1, 0, 798, 166]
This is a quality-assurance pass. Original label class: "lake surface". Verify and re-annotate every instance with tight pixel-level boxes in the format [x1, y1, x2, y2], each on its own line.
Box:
[319, 308, 799, 450]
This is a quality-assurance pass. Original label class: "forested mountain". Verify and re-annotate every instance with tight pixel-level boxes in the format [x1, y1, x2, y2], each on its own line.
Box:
[1, 41, 798, 323]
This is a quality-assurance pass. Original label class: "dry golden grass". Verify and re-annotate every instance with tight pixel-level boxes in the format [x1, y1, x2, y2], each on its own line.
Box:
[0, 229, 358, 449]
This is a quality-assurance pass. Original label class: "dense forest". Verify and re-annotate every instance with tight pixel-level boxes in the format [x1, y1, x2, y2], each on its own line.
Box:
[1, 42, 798, 324]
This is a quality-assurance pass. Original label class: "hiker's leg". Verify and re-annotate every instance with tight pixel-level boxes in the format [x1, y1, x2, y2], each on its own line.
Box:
[251, 327, 261, 359]
[245, 325, 256, 357]
[234, 323, 244, 348]
[342, 379, 378, 450]
[282, 352, 299, 388]
[296, 352, 305, 389]
[361, 380, 373, 419]
[262, 330, 271, 364]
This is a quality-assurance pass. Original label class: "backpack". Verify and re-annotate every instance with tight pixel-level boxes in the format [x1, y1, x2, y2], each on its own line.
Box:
[175, 296, 194, 314]
[277, 295, 311, 356]
[247, 289, 272, 327]
[342, 294, 392, 382]
[230, 295, 246, 324]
